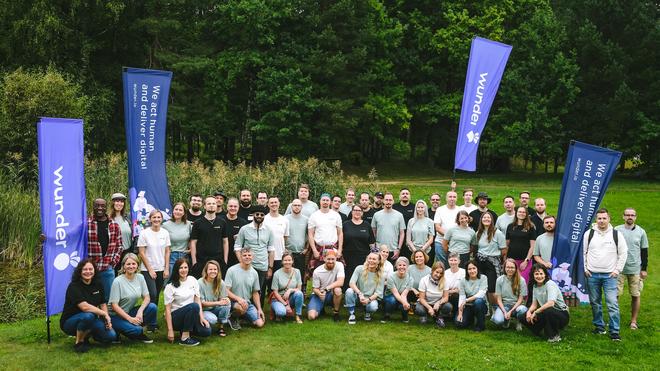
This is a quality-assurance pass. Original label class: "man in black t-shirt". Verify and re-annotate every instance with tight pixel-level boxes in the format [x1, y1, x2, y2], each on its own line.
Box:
[468, 192, 498, 231]
[428, 193, 441, 220]
[190, 196, 227, 278]
[530, 198, 547, 237]
[238, 189, 254, 221]
[215, 191, 227, 218]
[349, 192, 375, 225]
[373, 192, 384, 211]
[186, 193, 203, 223]
[393, 188, 415, 226]
[222, 198, 248, 272]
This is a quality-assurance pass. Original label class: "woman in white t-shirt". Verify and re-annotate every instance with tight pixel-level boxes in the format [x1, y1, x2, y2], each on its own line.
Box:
[138, 210, 171, 313]
[164, 259, 211, 346]
[444, 252, 466, 318]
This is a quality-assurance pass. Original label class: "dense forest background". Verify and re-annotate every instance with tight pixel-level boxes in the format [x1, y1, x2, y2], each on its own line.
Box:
[0, 0, 657, 178]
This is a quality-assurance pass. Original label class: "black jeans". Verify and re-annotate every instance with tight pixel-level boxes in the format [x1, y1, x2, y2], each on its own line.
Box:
[256, 269, 267, 307]
[171, 303, 211, 337]
[142, 270, 164, 308]
[521, 307, 569, 338]
[291, 252, 307, 292]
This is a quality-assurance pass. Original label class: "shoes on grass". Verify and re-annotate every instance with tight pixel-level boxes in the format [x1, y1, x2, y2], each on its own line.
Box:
[610, 333, 621, 341]
[348, 314, 356, 325]
[74, 342, 90, 353]
[134, 333, 153, 344]
[547, 335, 562, 343]
[364, 312, 372, 322]
[591, 327, 606, 335]
[178, 337, 200, 346]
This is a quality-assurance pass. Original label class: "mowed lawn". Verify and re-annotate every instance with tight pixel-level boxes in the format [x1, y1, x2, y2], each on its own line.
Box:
[0, 173, 658, 370]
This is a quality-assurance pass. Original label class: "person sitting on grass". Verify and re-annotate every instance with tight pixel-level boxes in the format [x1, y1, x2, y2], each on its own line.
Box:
[379, 244, 394, 277]
[108, 253, 156, 343]
[520, 264, 570, 343]
[225, 247, 266, 329]
[60, 258, 117, 353]
[415, 261, 452, 328]
[198, 260, 231, 337]
[164, 259, 211, 346]
[308, 249, 345, 322]
[456, 261, 488, 332]
[346, 252, 385, 324]
[270, 251, 304, 324]
[408, 250, 432, 306]
[383, 257, 413, 323]
[445, 252, 466, 318]
[491, 259, 528, 331]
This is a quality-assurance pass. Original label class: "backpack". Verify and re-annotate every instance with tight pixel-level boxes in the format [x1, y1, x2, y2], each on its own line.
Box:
[587, 228, 619, 254]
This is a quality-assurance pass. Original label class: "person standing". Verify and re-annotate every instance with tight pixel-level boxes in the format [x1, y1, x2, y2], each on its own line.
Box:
[475, 212, 506, 310]
[459, 188, 477, 214]
[190, 197, 226, 278]
[506, 206, 536, 282]
[331, 195, 348, 222]
[349, 192, 375, 225]
[264, 196, 289, 273]
[406, 200, 435, 257]
[496, 196, 516, 235]
[234, 205, 275, 307]
[238, 189, 254, 221]
[442, 211, 476, 268]
[285, 184, 319, 217]
[342, 204, 376, 291]
[186, 194, 204, 223]
[88, 198, 123, 302]
[584, 208, 628, 341]
[109, 193, 132, 256]
[615, 208, 649, 330]
[214, 191, 227, 217]
[372, 191, 384, 211]
[307, 194, 344, 272]
[338, 188, 356, 216]
[162, 202, 192, 277]
[285, 199, 309, 289]
[222, 198, 248, 272]
[428, 193, 441, 220]
[137, 210, 171, 313]
[393, 188, 415, 229]
[530, 198, 547, 237]
[372, 192, 406, 261]
[434, 190, 459, 267]
[533, 216, 556, 269]
[256, 191, 268, 208]
[468, 192, 498, 231]
[519, 191, 535, 217]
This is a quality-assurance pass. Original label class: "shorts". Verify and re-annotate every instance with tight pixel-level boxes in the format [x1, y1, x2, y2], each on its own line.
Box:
[617, 274, 643, 297]
[308, 293, 335, 313]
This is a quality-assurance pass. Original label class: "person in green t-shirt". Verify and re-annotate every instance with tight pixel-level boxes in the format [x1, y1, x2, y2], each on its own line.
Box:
[521, 264, 570, 342]
[456, 261, 488, 332]
[108, 253, 156, 343]
[163, 202, 192, 278]
[345, 252, 385, 324]
[198, 260, 231, 336]
[442, 210, 477, 268]
[270, 252, 304, 323]
[383, 257, 413, 323]
[492, 259, 528, 330]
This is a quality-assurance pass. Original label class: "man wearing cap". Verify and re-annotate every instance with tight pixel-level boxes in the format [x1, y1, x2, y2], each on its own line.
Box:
[348, 192, 375, 225]
[190, 196, 227, 278]
[308, 193, 344, 271]
[496, 196, 516, 234]
[222, 198, 248, 271]
[88, 198, 124, 302]
[338, 188, 356, 216]
[614, 207, 649, 330]
[234, 205, 275, 306]
[459, 188, 477, 214]
[530, 198, 547, 237]
[307, 249, 345, 322]
[468, 192, 498, 231]
[286, 199, 309, 288]
[434, 190, 459, 266]
[285, 184, 319, 217]
[214, 191, 227, 217]
[186, 193, 203, 223]
[372, 192, 405, 261]
[238, 189, 254, 221]
[373, 192, 384, 212]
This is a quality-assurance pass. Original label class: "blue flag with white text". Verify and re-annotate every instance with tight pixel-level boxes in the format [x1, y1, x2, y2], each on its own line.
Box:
[38, 118, 88, 316]
[552, 141, 621, 303]
[123, 67, 173, 236]
[454, 37, 512, 171]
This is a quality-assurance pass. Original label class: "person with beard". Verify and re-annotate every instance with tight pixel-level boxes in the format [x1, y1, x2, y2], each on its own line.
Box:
[348, 192, 375, 225]
[615, 208, 649, 330]
[533, 216, 556, 270]
[496, 196, 516, 235]
[372, 192, 384, 211]
[222, 198, 248, 272]
[530, 198, 547, 238]
[186, 194, 204, 223]
[238, 189, 254, 221]
[372, 192, 405, 262]
[225, 248, 266, 329]
[393, 188, 415, 229]
[428, 193, 441, 220]
[190, 196, 227, 278]
[87, 198, 123, 302]
[308, 193, 344, 272]
[468, 192, 498, 231]
[285, 184, 319, 217]
[214, 191, 227, 217]
[308, 249, 345, 321]
[234, 205, 275, 307]
[342, 204, 376, 291]
[285, 199, 309, 289]
[338, 188, 356, 216]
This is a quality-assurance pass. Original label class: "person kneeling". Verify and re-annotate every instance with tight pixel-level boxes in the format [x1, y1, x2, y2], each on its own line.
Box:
[491, 259, 528, 331]
[345, 253, 385, 324]
[225, 248, 266, 329]
[383, 257, 414, 323]
[308, 249, 344, 321]
[456, 261, 488, 332]
[270, 252, 304, 323]
[164, 259, 212, 346]
[198, 260, 232, 337]
[415, 261, 452, 328]
[520, 264, 570, 342]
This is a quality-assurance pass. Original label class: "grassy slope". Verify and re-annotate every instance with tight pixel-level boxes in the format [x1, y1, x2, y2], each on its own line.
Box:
[0, 173, 658, 370]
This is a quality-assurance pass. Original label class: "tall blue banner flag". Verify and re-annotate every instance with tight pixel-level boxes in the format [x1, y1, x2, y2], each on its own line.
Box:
[551, 141, 622, 303]
[38, 118, 88, 316]
[454, 37, 512, 171]
[123, 67, 173, 236]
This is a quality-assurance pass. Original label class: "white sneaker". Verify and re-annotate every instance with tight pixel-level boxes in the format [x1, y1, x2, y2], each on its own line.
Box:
[547, 335, 562, 343]
[364, 312, 372, 321]
[516, 322, 523, 331]
[348, 314, 356, 325]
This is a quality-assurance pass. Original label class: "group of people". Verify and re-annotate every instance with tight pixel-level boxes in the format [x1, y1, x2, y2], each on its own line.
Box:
[60, 185, 649, 352]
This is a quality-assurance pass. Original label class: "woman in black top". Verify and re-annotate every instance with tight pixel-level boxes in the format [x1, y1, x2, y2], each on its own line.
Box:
[342, 204, 376, 290]
[505, 206, 536, 283]
[60, 258, 117, 353]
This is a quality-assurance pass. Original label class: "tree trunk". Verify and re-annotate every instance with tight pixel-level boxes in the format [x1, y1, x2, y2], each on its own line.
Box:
[187, 134, 193, 163]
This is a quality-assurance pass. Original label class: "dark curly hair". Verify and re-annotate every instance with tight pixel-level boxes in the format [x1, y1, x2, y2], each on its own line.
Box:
[71, 258, 97, 283]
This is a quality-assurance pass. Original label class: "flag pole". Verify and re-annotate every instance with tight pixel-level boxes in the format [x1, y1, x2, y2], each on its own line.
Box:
[46, 316, 51, 344]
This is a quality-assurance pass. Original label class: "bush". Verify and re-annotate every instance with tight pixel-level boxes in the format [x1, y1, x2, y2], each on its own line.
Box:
[0, 154, 377, 266]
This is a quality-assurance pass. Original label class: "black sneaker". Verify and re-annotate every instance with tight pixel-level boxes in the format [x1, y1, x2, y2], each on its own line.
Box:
[435, 317, 446, 328]
[401, 311, 409, 323]
[178, 337, 200, 346]
[229, 317, 242, 331]
[74, 342, 90, 353]
[610, 333, 621, 341]
[333, 311, 340, 322]
[592, 328, 606, 335]
[146, 326, 158, 334]
[134, 333, 153, 344]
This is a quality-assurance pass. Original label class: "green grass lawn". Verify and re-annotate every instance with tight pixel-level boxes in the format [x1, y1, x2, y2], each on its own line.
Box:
[0, 174, 658, 370]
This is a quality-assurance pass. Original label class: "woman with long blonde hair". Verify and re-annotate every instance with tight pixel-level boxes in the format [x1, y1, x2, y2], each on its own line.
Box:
[345, 252, 385, 324]
[415, 261, 452, 328]
[492, 259, 528, 330]
[198, 260, 231, 336]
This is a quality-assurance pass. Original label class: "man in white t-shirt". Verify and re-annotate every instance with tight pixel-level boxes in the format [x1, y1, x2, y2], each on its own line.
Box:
[264, 196, 290, 272]
[308, 193, 344, 270]
[459, 188, 477, 214]
[433, 190, 459, 266]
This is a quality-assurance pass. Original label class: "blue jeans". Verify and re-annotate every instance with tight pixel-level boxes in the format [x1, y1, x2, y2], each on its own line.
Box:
[169, 251, 188, 279]
[61, 312, 117, 343]
[587, 273, 620, 334]
[456, 298, 487, 331]
[98, 269, 116, 303]
[110, 303, 158, 338]
[491, 304, 528, 327]
[271, 291, 304, 317]
[308, 293, 335, 314]
[414, 301, 453, 320]
[434, 241, 447, 267]
[203, 304, 231, 325]
[345, 288, 379, 314]
[171, 303, 212, 337]
[383, 294, 408, 315]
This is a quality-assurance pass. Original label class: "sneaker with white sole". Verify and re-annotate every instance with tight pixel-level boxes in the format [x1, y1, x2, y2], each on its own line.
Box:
[178, 337, 200, 346]
[134, 333, 153, 344]
[547, 335, 562, 343]
[364, 312, 372, 322]
[229, 317, 242, 331]
[515, 322, 523, 331]
[348, 313, 356, 324]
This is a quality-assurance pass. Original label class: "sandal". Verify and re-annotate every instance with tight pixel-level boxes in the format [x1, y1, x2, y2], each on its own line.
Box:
[630, 322, 638, 330]
[295, 316, 303, 324]
[218, 328, 227, 337]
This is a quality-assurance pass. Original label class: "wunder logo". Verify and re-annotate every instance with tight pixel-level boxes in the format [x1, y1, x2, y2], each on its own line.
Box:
[51, 165, 80, 271]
